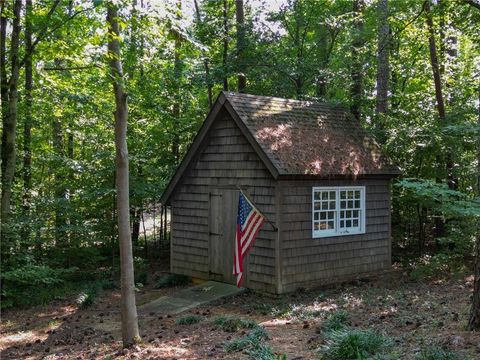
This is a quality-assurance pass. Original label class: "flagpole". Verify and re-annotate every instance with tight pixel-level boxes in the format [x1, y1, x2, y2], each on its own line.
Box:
[237, 187, 278, 232]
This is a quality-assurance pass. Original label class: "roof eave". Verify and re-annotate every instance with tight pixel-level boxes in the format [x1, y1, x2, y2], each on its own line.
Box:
[223, 99, 280, 179]
[277, 171, 401, 181]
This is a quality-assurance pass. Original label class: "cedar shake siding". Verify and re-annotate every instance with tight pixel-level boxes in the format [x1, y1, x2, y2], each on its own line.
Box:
[170, 110, 278, 293]
[278, 178, 391, 293]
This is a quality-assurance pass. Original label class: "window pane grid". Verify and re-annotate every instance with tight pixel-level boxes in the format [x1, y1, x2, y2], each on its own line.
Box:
[313, 187, 365, 238]
[312, 190, 336, 232]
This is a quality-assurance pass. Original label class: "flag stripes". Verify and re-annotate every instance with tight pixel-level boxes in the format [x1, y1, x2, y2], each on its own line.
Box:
[233, 192, 265, 287]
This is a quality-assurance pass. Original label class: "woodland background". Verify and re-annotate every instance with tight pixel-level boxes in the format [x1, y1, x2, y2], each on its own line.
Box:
[0, 0, 479, 314]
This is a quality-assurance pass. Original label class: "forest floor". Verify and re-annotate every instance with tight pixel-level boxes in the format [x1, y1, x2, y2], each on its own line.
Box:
[1, 263, 479, 360]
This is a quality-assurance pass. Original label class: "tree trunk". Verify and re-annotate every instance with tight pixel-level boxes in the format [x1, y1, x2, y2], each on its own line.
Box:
[106, 3, 140, 347]
[193, 0, 213, 108]
[172, 0, 182, 164]
[131, 208, 140, 246]
[425, 1, 456, 191]
[222, 0, 229, 91]
[23, 0, 33, 228]
[1, 0, 22, 249]
[53, 113, 65, 245]
[350, 0, 364, 122]
[235, 0, 246, 92]
[468, 84, 480, 330]
[375, 0, 389, 116]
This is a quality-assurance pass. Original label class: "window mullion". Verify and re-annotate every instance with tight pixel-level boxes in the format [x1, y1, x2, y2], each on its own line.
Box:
[335, 189, 340, 234]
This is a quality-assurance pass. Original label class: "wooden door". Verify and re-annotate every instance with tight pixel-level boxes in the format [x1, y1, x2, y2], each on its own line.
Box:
[209, 189, 238, 284]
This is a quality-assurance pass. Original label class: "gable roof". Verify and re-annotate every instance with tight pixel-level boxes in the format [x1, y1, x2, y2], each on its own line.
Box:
[160, 92, 400, 204]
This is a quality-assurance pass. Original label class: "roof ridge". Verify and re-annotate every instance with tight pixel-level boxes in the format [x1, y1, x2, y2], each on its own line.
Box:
[222, 91, 347, 110]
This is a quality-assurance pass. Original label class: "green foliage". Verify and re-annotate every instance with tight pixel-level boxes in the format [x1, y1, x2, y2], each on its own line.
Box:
[154, 274, 191, 289]
[76, 285, 98, 309]
[408, 252, 466, 280]
[415, 346, 460, 360]
[319, 329, 392, 360]
[1, 264, 77, 309]
[135, 272, 148, 285]
[396, 179, 480, 218]
[212, 315, 257, 332]
[224, 326, 270, 353]
[175, 315, 203, 325]
[323, 311, 349, 332]
[244, 343, 276, 360]
[1, 264, 75, 286]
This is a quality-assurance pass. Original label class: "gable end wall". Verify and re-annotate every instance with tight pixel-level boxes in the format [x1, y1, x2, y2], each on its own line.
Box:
[170, 110, 278, 292]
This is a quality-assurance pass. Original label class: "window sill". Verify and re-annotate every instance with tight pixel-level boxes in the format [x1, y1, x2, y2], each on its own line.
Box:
[312, 230, 366, 239]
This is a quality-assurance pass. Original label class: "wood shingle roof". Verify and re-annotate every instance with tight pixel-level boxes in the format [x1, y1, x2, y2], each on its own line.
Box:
[225, 92, 400, 177]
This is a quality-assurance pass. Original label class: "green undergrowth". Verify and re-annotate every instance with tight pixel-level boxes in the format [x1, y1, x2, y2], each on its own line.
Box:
[322, 310, 349, 332]
[317, 310, 467, 360]
[414, 346, 463, 360]
[212, 315, 257, 332]
[176, 315, 203, 325]
[1, 263, 114, 310]
[319, 328, 393, 360]
[224, 326, 270, 352]
[154, 273, 191, 289]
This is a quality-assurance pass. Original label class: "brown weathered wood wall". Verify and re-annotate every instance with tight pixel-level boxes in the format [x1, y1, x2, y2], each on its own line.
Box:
[277, 178, 391, 293]
[170, 110, 277, 292]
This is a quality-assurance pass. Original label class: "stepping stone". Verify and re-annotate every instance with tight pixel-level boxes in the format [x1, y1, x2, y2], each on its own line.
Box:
[139, 281, 244, 315]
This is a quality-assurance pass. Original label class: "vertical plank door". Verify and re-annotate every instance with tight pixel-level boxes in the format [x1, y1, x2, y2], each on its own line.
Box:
[209, 189, 238, 284]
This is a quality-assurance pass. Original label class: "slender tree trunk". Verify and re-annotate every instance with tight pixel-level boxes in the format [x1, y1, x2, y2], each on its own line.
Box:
[1, 0, 22, 249]
[222, 0, 229, 91]
[375, 0, 389, 116]
[106, 3, 140, 347]
[172, 0, 182, 164]
[315, 31, 334, 101]
[23, 0, 33, 235]
[131, 208, 140, 246]
[193, 0, 213, 108]
[235, 0, 246, 92]
[425, 1, 456, 191]
[53, 112, 65, 245]
[0, 1, 8, 144]
[350, 0, 364, 122]
[468, 84, 480, 330]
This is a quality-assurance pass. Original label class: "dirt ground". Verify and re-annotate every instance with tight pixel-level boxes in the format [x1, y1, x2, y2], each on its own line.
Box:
[1, 266, 479, 360]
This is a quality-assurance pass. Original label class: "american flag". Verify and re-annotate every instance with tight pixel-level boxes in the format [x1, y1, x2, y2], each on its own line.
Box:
[233, 192, 265, 287]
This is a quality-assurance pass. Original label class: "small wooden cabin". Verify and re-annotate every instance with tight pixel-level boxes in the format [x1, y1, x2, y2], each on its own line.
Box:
[160, 92, 400, 293]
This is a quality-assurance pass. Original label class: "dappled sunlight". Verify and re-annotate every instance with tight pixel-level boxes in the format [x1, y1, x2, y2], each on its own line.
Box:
[144, 342, 192, 358]
[227, 92, 398, 177]
[256, 123, 293, 151]
[340, 293, 364, 309]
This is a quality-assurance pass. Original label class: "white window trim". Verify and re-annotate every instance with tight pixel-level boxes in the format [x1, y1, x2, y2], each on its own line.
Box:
[312, 186, 366, 238]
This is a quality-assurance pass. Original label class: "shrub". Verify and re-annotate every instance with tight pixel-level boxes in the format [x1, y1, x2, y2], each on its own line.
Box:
[323, 311, 349, 332]
[320, 329, 392, 360]
[415, 346, 460, 360]
[154, 273, 190, 288]
[245, 343, 276, 360]
[76, 286, 98, 308]
[176, 315, 203, 325]
[212, 315, 257, 332]
[135, 272, 148, 285]
[224, 326, 270, 353]
[1, 264, 77, 309]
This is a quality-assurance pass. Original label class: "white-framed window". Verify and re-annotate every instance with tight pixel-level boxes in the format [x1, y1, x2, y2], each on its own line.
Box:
[312, 186, 366, 238]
